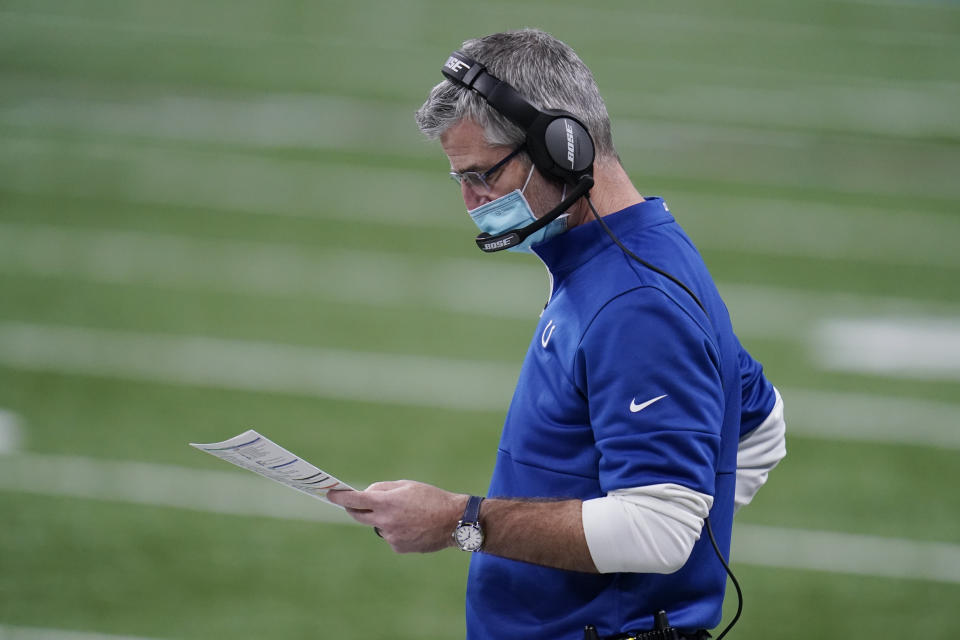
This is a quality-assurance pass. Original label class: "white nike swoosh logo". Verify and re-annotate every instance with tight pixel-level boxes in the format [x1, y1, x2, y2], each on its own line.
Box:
[629, 394, 667, 413]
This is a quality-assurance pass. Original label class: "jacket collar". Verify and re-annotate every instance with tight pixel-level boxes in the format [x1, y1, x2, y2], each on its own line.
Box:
[533, 197, 673, 284]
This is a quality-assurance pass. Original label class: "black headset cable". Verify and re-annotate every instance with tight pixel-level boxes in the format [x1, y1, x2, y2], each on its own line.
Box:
[585, 193, 743, 638]
[584, 195, 706, 314]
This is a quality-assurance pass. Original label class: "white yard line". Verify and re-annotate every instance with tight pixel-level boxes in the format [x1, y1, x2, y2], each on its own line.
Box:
[0, 452, 354, 525]
[719, 283, 960, 341]
[1, 5, 955, 57]
[0, 626, 161, 640]
[3, 89, 957, 172]
[611, 82, 960, 143]
[733, 524, 960, 585]
[0, 90, 429, 162]
[0, 409, 23, 454]
[0, 222, 547, 319]
[0, 451, 956, 584]
[3, 222, 960, 325]
[1, 321, 959, 449]
[674, 196, 960, 270]
[814, 317, 960, 381]
[3, 128, 959, 262]
[783, 388, 960, 450]
[843, 0, 959, 8]
[0, 137, 454, 228]
[0, 93, 811, 156]
[0, 323, 519, 412]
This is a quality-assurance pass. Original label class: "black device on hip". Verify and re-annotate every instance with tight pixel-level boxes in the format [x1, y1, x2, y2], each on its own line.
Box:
[584, 609, 715, 640]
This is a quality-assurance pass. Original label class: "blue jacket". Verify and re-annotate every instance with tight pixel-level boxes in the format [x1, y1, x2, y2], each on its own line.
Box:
[466, 198, 775, 638]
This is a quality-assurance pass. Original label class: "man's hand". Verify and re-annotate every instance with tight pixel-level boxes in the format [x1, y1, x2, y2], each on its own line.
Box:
[327, 481, 469, 553]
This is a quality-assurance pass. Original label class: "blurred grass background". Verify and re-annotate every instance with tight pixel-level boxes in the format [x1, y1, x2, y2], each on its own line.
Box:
[1, 0, 959, 638]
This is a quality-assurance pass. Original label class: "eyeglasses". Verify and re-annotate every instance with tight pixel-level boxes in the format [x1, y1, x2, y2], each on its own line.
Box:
[449, 146, 525, 192]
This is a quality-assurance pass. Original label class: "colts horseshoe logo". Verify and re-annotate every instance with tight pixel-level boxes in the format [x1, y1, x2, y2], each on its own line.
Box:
[541, 320, 557, 348]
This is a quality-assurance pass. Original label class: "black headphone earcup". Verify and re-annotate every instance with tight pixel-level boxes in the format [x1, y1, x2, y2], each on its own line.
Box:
[535, 115, 595, 184]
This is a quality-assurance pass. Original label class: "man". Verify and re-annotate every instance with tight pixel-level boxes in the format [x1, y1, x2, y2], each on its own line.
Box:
[328, 28, 786, 640]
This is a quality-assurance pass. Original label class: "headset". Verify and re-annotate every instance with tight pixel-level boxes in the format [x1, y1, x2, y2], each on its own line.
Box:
[441, 50, 596, 252]
[440, 50, 709, 314]
[440, 50, 743, 639]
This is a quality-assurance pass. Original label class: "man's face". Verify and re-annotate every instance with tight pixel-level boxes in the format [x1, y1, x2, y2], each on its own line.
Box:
[440, 118, 562, 215]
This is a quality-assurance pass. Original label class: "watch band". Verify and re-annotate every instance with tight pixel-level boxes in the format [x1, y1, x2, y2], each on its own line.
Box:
[462, 495, 485, 524]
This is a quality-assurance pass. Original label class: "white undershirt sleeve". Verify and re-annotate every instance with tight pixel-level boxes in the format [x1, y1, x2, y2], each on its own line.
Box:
[582, 483, 713, 574]
[735, 387, 787, 512]
[582, 389, 785, 574]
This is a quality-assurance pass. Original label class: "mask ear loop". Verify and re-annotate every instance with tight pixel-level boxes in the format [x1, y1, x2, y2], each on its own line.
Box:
[521, 164, 570, 220]
[519, 163, 536, 194]
[555, 183, 570, 223]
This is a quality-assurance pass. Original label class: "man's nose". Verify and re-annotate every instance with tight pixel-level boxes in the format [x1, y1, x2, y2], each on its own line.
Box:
[462, 183, 492, 210]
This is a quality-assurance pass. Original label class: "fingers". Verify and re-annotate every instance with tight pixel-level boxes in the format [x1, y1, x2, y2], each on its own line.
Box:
[327, 490, 379, 527]
[327, 489, 374, 510]
[327, 481, 408, 509]
[365, 480, 408, 493]
[344, 507, 378, 526]
[327, 485, 400, 527]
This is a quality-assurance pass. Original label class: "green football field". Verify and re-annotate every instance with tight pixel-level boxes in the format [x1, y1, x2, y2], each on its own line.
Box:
[1, 0, 959, 638]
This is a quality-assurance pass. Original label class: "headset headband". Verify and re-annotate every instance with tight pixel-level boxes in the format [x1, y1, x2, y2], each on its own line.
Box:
[442, 52, 540, 131]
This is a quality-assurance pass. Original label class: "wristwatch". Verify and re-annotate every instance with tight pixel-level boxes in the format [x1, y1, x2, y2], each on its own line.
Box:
[452, 495, 485, 552]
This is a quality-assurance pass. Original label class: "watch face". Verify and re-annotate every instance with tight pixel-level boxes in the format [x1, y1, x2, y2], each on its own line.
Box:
[454, 523, 483, 552]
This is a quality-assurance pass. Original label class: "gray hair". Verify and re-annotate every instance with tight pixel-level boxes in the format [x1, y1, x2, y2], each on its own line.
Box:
[415, 28, 617, 161]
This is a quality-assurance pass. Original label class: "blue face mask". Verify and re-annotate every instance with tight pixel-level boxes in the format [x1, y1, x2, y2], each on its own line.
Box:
[467, 167, 569, 253]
